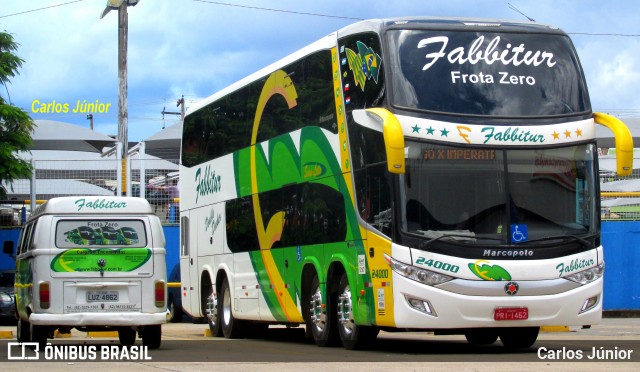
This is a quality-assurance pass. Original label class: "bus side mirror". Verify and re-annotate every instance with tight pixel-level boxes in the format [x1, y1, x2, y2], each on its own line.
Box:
[594, 112, 633, 176]
[3, 240, 14, 256]
[353, 108, 406, 174]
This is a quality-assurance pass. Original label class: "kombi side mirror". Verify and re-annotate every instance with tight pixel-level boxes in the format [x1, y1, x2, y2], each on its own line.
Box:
[3, 240, 14, 256]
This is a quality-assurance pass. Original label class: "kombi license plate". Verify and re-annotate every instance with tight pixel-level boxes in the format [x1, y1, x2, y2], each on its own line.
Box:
[87, 291, 119, 302]
[494, 307, 528, 320]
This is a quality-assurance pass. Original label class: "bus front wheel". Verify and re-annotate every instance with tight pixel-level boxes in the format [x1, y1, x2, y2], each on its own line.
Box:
[499, 327, 539, 349]
[336, 273, 379, 350]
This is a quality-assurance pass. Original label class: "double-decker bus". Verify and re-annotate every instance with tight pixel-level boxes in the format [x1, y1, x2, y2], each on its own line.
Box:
[179, 17, 633, 349]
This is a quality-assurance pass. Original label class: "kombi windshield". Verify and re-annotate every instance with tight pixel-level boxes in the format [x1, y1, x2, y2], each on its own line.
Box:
[386, 29, 590, 117]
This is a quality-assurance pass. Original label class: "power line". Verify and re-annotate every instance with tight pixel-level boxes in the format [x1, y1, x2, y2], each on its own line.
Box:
[192, 0, 364, 21]
[568, 32, 640, 37]
[0, 0, 85, 19]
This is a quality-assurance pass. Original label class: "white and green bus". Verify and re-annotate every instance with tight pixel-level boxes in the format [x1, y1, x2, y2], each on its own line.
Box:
[179, 17, 633, 349]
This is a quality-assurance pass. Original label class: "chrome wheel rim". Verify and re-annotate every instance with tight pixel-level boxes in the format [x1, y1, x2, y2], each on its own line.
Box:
[205, 291, 217, 327]
[337, 284, 354, 337]
[309, 282, 326, 333]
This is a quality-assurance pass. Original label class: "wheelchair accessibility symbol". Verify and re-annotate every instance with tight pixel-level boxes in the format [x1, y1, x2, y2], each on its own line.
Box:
[510, 224, 528, 243]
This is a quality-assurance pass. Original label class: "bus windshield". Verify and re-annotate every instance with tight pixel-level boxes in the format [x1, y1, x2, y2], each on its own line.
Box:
[386, 29, 590, 117]
[401, 142, 598, 247]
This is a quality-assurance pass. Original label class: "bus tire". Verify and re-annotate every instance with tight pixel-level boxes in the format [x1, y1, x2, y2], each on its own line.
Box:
[142, 325, 162, 349]
[336, 273, 379, 350]
[17, 318, 30, 344]
[306, 274, 339, 347]
[499, 327, 539, 349]
[202, 278, 221, 337]
[219, 278, 245, 339]
[465, 329, 498, 345]
[118, 327, 136, 346]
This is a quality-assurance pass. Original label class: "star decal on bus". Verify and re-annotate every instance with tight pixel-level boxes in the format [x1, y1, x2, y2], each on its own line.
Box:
[412, 124, 420, 133]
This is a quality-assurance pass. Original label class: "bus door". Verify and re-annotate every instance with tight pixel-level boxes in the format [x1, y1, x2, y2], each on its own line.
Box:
[179, 213, 201, 316]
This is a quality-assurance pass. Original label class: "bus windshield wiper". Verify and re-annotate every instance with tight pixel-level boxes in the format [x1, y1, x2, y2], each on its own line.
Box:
[416, 231, 503, 250]
[515, 234, 592, 248]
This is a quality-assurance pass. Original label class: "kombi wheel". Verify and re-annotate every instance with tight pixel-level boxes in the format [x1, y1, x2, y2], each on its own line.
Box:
[17, 318, 30, 343]
[30, 324, 48, 349]
[142, 325, 162, 349]
[219, 278, 245, 339]
[118, 327, 136, 346]
[306, 274, 338, 347]
[336, 273, 379, 350]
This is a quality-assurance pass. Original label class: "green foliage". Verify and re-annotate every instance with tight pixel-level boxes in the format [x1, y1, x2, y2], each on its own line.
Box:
[0, 31, 35, 199]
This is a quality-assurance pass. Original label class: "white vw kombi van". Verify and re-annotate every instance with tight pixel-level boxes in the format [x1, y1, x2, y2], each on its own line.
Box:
[8, 197, 167, 349]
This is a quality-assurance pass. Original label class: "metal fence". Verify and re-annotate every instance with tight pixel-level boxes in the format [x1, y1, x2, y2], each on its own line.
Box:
[2, 155, 640, 226]
[1, 158, 180, 226]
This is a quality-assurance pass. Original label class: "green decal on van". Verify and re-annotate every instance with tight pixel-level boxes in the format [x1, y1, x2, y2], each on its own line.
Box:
[50, 248, 152, 273]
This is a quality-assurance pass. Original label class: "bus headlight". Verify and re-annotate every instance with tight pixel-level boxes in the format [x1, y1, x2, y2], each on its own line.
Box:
[563, 262, 604, 285]
[384, 254, 453, 286]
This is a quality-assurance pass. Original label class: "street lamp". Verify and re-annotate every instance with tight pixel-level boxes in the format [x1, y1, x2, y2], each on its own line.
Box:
[100, 0, 140, 196]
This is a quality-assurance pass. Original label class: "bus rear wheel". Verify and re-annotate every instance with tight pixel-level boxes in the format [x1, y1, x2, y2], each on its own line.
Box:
[336, 273, 378, 350]
[306, 274, 338, 347]
[499, 327, 539, 349]
[203, 281, 221, 337]
[219, 278, 245, 339]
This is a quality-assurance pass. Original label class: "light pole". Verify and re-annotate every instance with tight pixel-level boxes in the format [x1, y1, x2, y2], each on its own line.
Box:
[101, 0, 139, 195]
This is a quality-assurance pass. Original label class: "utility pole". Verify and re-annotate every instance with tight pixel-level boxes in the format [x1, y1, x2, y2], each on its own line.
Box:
[118, 1, 128, 194]
[101, 0, 139, 195]
[86, 114, 94, 130]
[161, 95, 185, 124]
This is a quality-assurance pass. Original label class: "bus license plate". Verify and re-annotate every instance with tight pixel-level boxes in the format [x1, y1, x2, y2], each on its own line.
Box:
[87, 291, 119, 302]
[494, 307, 528, 321]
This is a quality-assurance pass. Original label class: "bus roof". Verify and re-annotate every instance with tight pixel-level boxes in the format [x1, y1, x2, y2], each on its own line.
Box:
[30, 196, 153, 219]
[336, 17, 565, 36]
[186, 17, 566, 118]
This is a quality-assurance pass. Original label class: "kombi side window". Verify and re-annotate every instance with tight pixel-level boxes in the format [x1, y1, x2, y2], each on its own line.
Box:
[18, 222, 37, 254]
[55, 220, 147, 248]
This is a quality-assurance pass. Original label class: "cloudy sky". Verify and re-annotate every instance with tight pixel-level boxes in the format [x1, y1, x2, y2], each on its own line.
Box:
[1, 0, 639, 146]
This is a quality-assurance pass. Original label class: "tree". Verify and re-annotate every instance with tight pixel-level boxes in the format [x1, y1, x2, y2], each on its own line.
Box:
[0, 31, 35, 199]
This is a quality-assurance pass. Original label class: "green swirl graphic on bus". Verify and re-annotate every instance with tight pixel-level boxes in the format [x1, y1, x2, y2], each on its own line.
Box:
[50, 248, 151, 273]
[468, 260, 512, 281]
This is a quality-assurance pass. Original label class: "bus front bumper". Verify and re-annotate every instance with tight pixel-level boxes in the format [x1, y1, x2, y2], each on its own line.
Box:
[390, 272, 603, 329]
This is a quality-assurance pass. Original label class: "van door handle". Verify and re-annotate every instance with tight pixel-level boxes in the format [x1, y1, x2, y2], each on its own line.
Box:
[190, 258, 193, 265]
